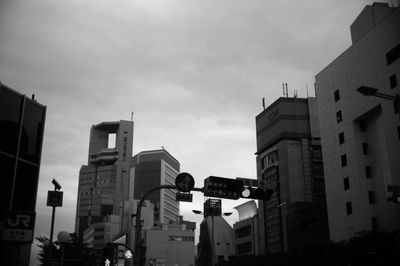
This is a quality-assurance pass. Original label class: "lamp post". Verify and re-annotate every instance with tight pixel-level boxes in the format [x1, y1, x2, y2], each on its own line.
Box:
[192, 209, 232, 266]
[57, 231, 72, 266]
[47, 179, 63, 264]
[357, 86, 400, 118]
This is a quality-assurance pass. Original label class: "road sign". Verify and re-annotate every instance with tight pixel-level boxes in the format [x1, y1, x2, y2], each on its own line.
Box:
[175, 172, 195, 192]
[176, 192, 193, 202]
[204, 176, 243, 199]
[47, 191, 63, 207]
[204, 198, 221, 217]
[1, 211, 36, 243]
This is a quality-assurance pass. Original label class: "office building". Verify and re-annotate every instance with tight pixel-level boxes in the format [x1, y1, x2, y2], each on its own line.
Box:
[146, 223, 195, 266]
[233, 200, 260, 256]
[315, 3, 400, 242]
[255, 97, 329, 253]
[131, 149, 180, 224]
[75, 120, 133, 239]
[0, 83, 46, 265]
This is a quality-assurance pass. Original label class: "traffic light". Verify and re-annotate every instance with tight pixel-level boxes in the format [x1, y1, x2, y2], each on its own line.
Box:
[204, 176, 244, 199]
[103, 245, 115, 266]
[241, 186, 273, 200]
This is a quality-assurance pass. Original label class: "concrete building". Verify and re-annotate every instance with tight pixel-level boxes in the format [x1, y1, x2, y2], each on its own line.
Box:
[233, 200, 260, 256]
[75, 120, 134, 239]
[131, 149, 180, 224]
[255, 97, 329, 253]
[315, 2, 400, 242]
[83, 214, 120, 248]
[197, 215, 235, 266]
[0, 83, 46, 265]
[146, 223, 195, 266]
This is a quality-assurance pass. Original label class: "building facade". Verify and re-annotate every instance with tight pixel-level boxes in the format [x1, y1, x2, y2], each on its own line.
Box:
[0, 83, 46, 265]
[255, 97, 329, 253]
[75, 120, 133, 240]
[233, 200, 260, 256]
[131, 149, 180, 224]
[315, 3, 400, 242]
[146, 223, 195, 266]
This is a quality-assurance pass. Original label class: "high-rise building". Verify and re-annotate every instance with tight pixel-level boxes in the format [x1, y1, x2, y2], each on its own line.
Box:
[75, 120, 133, 240]
[131, 149, 180, 224]
[255, 97, 329, 253]
[0, 83, 46, 265]
[315, 3, 400, 242]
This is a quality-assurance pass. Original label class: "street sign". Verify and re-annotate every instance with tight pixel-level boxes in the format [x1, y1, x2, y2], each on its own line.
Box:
[204, 176, 243, 199]
[204, 198, 221, 217]
[47, 191, 63, 207]
[175, 172, 195, 192]
[1, 211, 36, 243]
[176, 192, 193, 202]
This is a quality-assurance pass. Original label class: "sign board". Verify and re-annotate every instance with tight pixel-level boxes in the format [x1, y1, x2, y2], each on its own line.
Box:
[47, 191, 63, 207]
[1, 211, 36, 243]
[175, 172, 195, 192]
[176, 192, 193, 202]
[204, 198, 221, 217]
[204, 176, 243, 199]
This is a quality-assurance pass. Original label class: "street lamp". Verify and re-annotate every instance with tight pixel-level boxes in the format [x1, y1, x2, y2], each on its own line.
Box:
[357, 86, 399, 117]
[192, 210, 232, 266]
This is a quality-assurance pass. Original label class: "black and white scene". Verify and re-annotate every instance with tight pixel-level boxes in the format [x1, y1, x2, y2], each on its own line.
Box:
[0, 0, 400, 265]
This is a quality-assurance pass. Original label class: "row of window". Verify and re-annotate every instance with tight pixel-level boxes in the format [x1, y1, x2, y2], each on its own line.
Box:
[345, 191, 375, 216]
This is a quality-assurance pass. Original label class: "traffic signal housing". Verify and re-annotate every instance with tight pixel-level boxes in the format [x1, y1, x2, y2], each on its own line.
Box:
[387, 192, 400, 203]
[241, 186, 273, 201]
[204, 176, 243, 199]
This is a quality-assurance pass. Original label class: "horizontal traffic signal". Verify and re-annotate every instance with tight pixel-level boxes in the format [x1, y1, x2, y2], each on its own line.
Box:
[241, 187, 273, 200]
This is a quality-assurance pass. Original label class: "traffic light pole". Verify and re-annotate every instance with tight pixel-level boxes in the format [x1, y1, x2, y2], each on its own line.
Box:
[133, 185, 203, 266]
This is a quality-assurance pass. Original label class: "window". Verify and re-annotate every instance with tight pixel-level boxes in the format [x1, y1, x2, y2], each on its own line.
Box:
[365, 166, 371, 179]
[398, 126, 400, 140]
[341, 154, 347, 167]
[390, 74, 397, 89]
[371, 217, 378, 231]
[339, 132, 345, 144]
[360, 121, 366, 132]
[336, 111, 343, 123]
[236, 225, 251, 239]
[334, 89, 340, 102]
[386, 43, 400, 66]
[346, 202, 352, 215]
[368, 191, 375, 204]
[343, 177, 350, 190]
[362, 143, 368, 155]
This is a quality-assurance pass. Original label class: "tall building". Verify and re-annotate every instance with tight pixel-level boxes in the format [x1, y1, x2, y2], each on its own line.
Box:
[131, 149, 180, 224]
[75, 120, 133, 240]
[0, 83, 46, 265]
[255, 97, 329, 253]
[315, 3, 400, 242]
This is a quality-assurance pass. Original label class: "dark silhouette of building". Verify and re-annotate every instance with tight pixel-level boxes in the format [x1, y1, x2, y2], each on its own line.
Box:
[0, 83, 46, 265]
[255, 97, 329, 253]
[75, 120, 133, 245]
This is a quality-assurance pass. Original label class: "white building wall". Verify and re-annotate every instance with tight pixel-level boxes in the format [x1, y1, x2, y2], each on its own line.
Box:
[315, 5, 400, 242]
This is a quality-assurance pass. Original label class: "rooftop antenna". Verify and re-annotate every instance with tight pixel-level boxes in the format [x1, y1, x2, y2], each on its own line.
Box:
[294, 90, 298, 98]
[285, 83, 289, 98]
[282, 83, 285, 97]
[131, 111, 134, 121]
[262, 98, 266, 110]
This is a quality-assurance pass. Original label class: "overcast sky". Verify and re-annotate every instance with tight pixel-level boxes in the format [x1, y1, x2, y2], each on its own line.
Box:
[0, 0, 383, 264]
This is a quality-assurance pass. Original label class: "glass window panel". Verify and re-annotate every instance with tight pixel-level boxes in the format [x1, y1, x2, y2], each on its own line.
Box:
[12, 160, 39, 211]
[19, 100, 45, 163]
[0, 154, 15, 211]
[0, 86, 23, 155]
